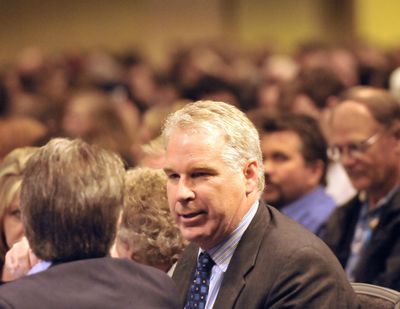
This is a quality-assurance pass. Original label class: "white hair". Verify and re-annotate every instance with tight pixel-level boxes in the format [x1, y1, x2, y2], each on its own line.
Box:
[162, 100, 265, 193]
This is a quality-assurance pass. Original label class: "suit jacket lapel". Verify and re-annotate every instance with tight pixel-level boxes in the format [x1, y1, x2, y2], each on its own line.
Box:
[213, 204, 271, 308]
[172, 244, 198, 306]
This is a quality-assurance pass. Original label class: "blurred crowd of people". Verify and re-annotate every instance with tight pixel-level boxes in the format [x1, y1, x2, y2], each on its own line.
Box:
[0, 39, 400, 307]
[2, 40, 400, 166]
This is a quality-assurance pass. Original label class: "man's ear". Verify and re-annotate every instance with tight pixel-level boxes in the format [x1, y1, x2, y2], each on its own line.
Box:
[243, 160, 259, 194]
[305, 159, 324, 187]
[114, 237, 134, 259]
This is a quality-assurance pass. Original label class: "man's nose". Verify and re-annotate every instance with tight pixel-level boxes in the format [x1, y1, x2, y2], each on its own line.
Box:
[177, 177, 195, 202]
[340, 149, 357, 167]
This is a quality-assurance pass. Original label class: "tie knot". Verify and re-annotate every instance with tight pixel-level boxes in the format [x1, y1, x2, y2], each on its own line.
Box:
[197, 252, 215, 272]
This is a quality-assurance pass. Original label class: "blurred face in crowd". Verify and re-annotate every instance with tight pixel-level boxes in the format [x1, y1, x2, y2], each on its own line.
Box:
[62, 97, 93, 138]
[291, 94, 321, 120]
[261, 130, 322, 208]
[3, 195, 24, 249]
[329, 101, 400, 196]
[164, 128, 258, 250]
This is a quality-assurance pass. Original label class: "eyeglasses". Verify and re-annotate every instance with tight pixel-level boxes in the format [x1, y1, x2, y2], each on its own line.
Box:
[327, 130, 384, 162]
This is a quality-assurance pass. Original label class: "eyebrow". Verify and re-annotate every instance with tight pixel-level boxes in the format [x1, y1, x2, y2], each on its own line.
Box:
[191, 165, 216, 171]
[163, 165, 217, 174]
[163, 168, 174, 174]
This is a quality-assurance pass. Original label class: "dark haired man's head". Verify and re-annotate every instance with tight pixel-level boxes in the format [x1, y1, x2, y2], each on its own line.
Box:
[21, 138, 125, 263]
[257, 113, 328, 208]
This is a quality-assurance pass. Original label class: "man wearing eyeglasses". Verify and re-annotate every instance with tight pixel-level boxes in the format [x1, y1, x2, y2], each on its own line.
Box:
[320, 86, 400, 290]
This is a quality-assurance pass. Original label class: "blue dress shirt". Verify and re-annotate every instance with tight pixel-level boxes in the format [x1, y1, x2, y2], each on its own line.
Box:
[281, 186, 336, 235]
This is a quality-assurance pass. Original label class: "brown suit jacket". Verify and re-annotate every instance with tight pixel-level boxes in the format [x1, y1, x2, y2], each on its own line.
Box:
[0, 257, 180, 309]
[173, 204, 359, 309]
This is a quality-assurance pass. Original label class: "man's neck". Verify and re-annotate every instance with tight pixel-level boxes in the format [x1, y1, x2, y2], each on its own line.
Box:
[367, 176, 399, 209]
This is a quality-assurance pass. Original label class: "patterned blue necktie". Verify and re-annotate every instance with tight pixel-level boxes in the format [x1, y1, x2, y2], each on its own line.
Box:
[185, 251, 215, 309]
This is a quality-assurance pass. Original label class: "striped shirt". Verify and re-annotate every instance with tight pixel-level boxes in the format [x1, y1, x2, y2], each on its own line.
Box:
[200, 201, 259, 309]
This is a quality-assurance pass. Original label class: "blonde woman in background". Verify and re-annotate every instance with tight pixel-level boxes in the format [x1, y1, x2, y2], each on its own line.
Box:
[114, 167, 186, 275]
[0, 147, 38, 275]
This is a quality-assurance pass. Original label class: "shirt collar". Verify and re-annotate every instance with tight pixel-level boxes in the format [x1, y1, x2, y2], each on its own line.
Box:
[200, 200, 259, 272]
[360, 185, 400, 215]
[27, 260, 52, 275]
[281, 185, 326, 213]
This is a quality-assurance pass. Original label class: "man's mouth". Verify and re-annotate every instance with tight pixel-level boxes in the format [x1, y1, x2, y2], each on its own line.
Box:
[181, 211, 206, 219]
[346, 169, 366, 179]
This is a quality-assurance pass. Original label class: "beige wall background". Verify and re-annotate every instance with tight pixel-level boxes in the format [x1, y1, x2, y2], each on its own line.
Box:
[0, 0, 399, 65]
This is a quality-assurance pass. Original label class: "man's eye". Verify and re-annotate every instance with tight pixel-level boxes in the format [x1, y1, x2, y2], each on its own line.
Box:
[167, 173, 180, 180]
[347, 143, 363, 152]
[272, 153, 289, 162]
[192, 172, 209, 178]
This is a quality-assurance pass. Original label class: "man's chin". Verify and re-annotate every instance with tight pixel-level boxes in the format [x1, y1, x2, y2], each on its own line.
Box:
[348, 176, 371, 192]
[181, 227, 208, 244]
[180, 227, 221, 249]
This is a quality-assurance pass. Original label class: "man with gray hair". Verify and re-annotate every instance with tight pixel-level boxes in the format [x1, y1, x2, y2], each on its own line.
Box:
[163, 100, 358, 308]
[0, 138, 179, 309]
[321, 86, 400, 290]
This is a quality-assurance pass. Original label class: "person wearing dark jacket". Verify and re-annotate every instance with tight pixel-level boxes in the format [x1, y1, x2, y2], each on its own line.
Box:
[0, 138, 179, 309]
[163, 100, 358, 308]
[321, 86, 400, 290]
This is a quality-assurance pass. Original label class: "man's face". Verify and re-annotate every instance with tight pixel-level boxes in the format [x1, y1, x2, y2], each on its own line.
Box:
[329, 101, 399, 193]
[261, 130, 322, 208]
[164, 128, 256, 250]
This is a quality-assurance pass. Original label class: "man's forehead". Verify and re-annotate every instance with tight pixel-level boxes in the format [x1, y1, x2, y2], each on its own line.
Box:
[170, 124, 224, 136]
[167, 127, 226, 147]
[333, 100, 373, 120]
[331, 101, 380, 129]
[329, 101, 383, 142]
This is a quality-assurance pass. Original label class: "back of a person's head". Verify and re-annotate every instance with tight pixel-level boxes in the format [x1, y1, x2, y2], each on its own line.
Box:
[21, 138, 125, 263]
[118, 167, 186, 270]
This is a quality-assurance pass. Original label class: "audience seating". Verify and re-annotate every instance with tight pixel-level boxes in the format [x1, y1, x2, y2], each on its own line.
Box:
[351, 282, 400, 309]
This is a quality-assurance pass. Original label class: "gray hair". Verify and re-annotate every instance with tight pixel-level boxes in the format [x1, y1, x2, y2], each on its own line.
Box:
[162, 100, 265, 193]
